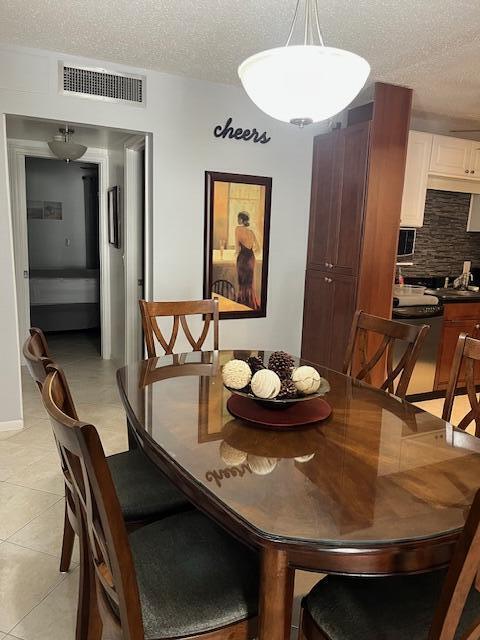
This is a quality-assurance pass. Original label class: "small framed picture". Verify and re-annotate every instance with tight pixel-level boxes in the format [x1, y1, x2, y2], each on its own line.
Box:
[204, 172, 272, 319]
[108, 186, 120, 248]
[43, 201, 63, 220]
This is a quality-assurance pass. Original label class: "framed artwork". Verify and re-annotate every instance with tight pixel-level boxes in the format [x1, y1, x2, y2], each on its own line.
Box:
[27, 200, 63, 220]
[43, 201, 63, 220]
[108, 186, 120, 248]
[204, 172, 272, 319]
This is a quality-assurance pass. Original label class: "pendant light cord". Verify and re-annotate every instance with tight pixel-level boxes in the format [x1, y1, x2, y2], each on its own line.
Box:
[285, 0, 325, 47]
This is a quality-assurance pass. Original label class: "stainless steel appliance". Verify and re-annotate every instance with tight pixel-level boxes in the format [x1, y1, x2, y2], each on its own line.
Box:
[392, 302, 443, 398]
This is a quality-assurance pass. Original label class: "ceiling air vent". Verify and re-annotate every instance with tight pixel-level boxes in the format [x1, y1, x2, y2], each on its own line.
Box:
[59, 63, 146, 106]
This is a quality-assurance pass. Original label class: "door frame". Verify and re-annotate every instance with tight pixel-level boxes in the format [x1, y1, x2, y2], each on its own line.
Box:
[7, 139, 112, 359]
[124, 134, 145, 364]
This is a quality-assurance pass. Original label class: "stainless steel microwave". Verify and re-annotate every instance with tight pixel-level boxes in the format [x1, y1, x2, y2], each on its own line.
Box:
[397, 228, 416, 264]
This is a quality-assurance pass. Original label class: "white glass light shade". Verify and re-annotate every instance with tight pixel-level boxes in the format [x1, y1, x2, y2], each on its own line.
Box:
[238, 45, 370, 125]
[48, 138, 87, 162]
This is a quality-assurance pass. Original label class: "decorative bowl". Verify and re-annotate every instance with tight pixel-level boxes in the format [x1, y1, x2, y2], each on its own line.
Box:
[224, 377, 330, 410]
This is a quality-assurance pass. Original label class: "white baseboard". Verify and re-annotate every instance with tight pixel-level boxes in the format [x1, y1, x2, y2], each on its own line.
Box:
[0, 419, 23, 432]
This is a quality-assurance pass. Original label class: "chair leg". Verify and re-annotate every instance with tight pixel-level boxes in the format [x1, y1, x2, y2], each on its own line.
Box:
[59, 500, 76, 573]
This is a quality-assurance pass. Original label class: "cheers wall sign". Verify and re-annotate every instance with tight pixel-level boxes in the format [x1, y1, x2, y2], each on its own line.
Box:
[214, 117, 271, 144]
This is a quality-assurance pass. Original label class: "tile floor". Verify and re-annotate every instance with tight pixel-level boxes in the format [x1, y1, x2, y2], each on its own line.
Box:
[0, 331, 319, 639]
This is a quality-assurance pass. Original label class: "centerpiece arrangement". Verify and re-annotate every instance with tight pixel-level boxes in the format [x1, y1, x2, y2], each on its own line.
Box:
[222, 351, 331, 428]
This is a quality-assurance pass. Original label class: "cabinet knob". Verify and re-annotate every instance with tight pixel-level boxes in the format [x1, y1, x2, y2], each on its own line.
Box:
[471, 170, 475, 174]
[324, 277, 332, 283]
[329, 263, 333, 269]
[465, 169, 470, 174]
[476, 324, 480, 330]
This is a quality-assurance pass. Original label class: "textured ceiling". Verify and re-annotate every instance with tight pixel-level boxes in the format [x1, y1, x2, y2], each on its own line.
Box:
[1, 0, 480, 123]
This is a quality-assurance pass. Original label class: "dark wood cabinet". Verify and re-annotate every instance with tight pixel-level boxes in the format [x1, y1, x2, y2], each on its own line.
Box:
[302, 83, 413, 373]
[434, 303, 480, 390]
[302, 270, 356, 370]
[307, 122, 369, 277]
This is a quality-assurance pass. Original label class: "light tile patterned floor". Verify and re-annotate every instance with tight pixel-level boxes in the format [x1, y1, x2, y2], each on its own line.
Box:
[0, 332, 319, 638]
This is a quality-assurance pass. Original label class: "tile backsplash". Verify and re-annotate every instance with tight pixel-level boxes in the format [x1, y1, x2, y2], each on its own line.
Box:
[401, 189, 480, 277]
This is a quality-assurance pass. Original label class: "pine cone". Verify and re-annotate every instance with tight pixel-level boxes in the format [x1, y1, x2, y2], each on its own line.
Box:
[247, 355, 266, 374]
[268, 351, 295, 379]
[277, 379, 298, 400]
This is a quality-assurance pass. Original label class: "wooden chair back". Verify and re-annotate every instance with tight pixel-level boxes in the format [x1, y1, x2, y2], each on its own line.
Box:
[442, 333, 480, 435]
[139, 298, 219, 357]
[343, 310, 429, 399]
[428, 487, 480, 639]
[23, 327, 77, 418]
[42, 363, 144, 640]
[212, 279, 236, 301]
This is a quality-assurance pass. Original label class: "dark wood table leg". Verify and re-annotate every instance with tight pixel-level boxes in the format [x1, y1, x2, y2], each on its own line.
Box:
[258, 547, 295, 640]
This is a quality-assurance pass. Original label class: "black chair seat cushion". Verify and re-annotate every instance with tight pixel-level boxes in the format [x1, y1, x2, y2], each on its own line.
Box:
[304, 569, 480, 640]
[129, 510, 259, 639]
[107, 449, 190, 521]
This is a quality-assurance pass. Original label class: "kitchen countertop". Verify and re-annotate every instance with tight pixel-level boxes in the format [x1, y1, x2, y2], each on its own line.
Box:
[425, 288, 480, 303]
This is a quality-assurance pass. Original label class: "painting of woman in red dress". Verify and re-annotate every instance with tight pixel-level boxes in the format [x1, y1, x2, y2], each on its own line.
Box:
[235, 212, 260, 309]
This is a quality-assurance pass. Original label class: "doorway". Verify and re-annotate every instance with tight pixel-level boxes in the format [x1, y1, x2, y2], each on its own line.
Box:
[26, 157, 101, 353]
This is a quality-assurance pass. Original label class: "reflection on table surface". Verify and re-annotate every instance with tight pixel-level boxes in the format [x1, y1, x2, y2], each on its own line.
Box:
[118, 350, 480, 547]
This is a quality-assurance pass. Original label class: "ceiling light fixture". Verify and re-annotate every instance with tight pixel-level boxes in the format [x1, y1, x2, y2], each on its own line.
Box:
[238, 0, 370, 127]
[48, 126, 87, 162]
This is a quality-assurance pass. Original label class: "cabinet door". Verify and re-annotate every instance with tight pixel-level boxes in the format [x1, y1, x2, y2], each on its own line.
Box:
[434, 319, 480, 389]
[328, 122, 369, 276]
[430, 135, 472, 178]
[301, 270, 356, 371]
[400, 131, 432, 227]
[307, 122, 369, 277]
[470, 143, 480, 178]
[306, 132, 337, 269]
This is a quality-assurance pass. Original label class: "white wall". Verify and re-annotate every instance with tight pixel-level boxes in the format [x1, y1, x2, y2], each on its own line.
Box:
[0, 115, 23, 429]
[26, 157, 94, 269]
[0, 43, 319, 424]
[107, 147, 125, 365]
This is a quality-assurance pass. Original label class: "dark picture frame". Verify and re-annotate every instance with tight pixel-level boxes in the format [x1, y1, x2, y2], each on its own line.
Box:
[204, 172, 272, 319]
[108, 186, 120, 248]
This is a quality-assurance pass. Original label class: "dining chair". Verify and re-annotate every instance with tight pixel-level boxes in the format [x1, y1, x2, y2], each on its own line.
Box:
[212, 279, 236, 301]
[298, 487, 480, 640]
[342, 310, 429, 399]
[139, 298, 219, 357]
[443, 332, 480, 436]
[41, 362, 259, 640]
[23, 327, 191, 573]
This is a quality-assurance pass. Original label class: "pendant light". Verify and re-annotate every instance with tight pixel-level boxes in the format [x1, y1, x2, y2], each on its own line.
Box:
[48, 126, 87, 162]
[238, 0, 370, 127]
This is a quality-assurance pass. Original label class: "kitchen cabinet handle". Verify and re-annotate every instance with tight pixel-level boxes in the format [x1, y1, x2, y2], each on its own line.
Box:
[324, 277, 332, 283]
[324, 263, 333, 269]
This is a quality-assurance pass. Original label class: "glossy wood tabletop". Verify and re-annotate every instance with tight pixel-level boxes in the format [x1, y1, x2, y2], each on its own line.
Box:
[117, 350, 480, 640]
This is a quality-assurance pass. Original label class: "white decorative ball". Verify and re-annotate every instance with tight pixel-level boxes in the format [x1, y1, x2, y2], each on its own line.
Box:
[220, 441, 247, 466]
[292, 366, 321, 395]
[222, 359, 252, 390]
[247, 454, 278, 475]
[294, 453, 315, 463]
[251, 369, 281, 399]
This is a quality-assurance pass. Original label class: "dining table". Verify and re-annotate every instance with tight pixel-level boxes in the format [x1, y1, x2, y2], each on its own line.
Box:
[117, 349, 480, 640]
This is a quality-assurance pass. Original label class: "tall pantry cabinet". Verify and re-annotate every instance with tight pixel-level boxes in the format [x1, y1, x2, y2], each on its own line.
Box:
[301, 83, 413, 374]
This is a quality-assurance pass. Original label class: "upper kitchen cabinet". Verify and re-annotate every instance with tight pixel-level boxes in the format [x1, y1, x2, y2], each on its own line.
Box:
[400, 131, 432, 227]
[430, 134, 479, 178]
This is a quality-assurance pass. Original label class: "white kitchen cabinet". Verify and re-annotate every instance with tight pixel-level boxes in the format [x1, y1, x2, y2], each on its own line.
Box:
[470, 144, 480, 177]
[400, 131, 432, 227]
[430, 135, 479, 178]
